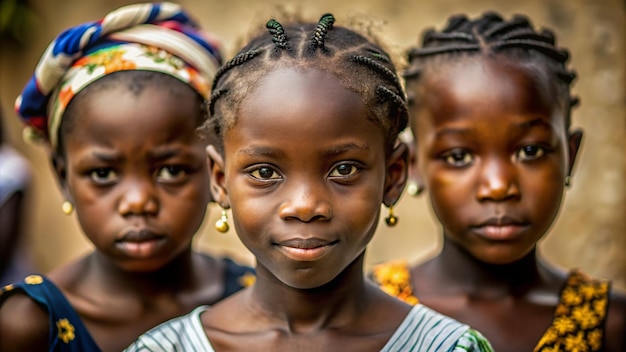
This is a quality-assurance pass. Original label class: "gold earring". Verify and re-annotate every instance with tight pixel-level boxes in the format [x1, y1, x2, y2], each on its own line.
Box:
[61, 201, 74, 215]
[407, 182, 423, 197]
[565, 176, 572, 187]
[385, 206, 398, 227]
[215, 209, 229, 233]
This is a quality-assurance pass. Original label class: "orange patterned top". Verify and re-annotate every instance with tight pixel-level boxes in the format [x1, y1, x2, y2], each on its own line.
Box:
[370, 260, 610, 351]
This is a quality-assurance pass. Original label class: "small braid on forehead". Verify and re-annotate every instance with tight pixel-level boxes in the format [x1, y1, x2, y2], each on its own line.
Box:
[205, 13, 408, 152]
[405, 12, 579, 125]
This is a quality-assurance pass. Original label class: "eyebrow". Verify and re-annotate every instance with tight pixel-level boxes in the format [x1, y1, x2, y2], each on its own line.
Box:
[517, 117, 553, 130]
[434, 127, 471, 139]
[236, 143, 368, 158]
[321, 143, 369, 158]
[148, 148, 185, 161]
[237, 147, 285, 158]
[90, 151, 120, 163]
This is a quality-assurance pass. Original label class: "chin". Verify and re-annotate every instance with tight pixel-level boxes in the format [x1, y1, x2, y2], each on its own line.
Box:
[473, 248, 534, 265]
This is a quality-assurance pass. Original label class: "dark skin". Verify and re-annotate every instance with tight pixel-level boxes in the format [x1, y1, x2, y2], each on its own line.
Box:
[407, 56, 626, 351]
[0, 80, 229, 352]
[0, 115, 29, 280]
[204, 67, 411, 351]
[0, 192, 26, 278]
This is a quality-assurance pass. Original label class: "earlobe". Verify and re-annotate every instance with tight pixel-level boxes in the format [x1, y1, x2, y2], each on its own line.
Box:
[206, 145, 230, 207]
[383, 141, 409, 207]
[406, 138, 425, 196]
[567, 128, 583, 177]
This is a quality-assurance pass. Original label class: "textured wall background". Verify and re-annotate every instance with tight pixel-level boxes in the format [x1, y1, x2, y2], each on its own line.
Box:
[1, 0, 624, 289]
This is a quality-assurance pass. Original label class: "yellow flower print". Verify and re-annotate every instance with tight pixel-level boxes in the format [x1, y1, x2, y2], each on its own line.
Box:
[572, 304, 599, 330]
[552, 316, 576, 334]
[564, 331, 588, 351]
[579, 284, 599, 300]
[2, 284, 14, 292]
[588, 329, 602, 351]
[593, 298, 607, 314]
[25, 275, 43, 285]
[561, 287, 583, 306]
[380, 283, 400, 297]
[57, 318, 76, 343]
[536, 327, 557, 346]
[239, 273, 256, 287]
[555, 303, 570, 316]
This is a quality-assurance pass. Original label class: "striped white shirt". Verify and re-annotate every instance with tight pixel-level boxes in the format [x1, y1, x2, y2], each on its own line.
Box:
[125, 304, 493, 351]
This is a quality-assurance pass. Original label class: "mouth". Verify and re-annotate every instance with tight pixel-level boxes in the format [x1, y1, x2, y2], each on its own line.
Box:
[115, 229, 167, 258]
[472, 216, 529, 241]
[275, 238, 338, 262]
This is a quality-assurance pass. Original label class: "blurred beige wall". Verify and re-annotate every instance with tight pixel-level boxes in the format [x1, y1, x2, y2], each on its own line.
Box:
[1, 0, 624, 289]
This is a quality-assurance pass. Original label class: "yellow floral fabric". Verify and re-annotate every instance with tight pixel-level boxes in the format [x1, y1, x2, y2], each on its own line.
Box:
[371, 259, 419, 305]
[535, 269, 609, 351]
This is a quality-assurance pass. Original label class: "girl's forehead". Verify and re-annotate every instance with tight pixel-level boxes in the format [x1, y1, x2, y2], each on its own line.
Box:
[416, 56, 558, 116]
[224, 67, 384, 154]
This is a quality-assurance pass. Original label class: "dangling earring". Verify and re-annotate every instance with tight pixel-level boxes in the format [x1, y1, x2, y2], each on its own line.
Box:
[385, 206, 398, 227]
[565, 176, 572, 188]
[215, 209, 229, 233]
[61, 201, 74, 215]
[406, 182, 423, 197]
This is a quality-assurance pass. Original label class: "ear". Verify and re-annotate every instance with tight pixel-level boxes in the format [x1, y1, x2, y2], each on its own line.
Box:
[50, 152, 72, 202]
[383, 141, 409, 207]
[406, 137, 425, 195]
[206, 145, 230, 208]
[566, 128, 583, 178]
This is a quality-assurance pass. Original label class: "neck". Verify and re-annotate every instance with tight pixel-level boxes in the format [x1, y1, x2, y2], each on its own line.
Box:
[245, 254, 372, 333]
[85, 248, 203, 295]
[429, 239, 552, 297]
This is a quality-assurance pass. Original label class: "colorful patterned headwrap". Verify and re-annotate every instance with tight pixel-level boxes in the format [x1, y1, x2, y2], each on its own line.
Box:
[15, 2, 222, 148]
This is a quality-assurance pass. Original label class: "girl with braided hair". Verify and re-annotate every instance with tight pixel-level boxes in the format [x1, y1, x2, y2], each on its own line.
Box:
[126, 13, 493, 352]
[371, 12, 626, 351]
[0, 3, 254, 351]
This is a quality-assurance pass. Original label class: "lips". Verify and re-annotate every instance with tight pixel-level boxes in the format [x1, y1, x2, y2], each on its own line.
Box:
[472, 216, 529, 241]
[118, 229, 164, 243]
[277, 238, 335, 249]
[275, 237, 338, 262]
[116, 229, 166, 258]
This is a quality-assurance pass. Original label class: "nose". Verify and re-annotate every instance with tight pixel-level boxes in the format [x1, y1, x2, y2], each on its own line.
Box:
[117, 178, 159, 216]
[476, 157, 520, 202]
[278, 181, 332, 222]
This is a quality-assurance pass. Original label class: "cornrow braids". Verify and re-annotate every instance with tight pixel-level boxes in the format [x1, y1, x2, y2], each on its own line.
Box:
[405, 12, 578, 126]
[205, 13, 408, 152]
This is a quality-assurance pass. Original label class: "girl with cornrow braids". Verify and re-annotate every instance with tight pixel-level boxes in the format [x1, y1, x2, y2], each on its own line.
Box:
[371, 12, 626, 352]
[126, 13, 493, 352]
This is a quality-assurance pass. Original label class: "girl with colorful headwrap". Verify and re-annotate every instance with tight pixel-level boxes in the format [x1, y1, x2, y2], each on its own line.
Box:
[0, 3, 254, 351]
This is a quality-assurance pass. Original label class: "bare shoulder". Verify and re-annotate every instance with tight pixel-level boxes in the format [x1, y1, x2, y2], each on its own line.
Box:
[605, 288, 626, 351]
[0, 292, 50, 350]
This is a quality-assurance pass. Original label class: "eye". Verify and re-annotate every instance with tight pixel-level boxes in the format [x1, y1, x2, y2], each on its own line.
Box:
[250, 166, 281, 180]
[443, 150, 473, 167]
[329, 163, 359, 177]
[89, 168, 118, 185]
[156, 165, 188, 182]
[517, 145, 545, 161]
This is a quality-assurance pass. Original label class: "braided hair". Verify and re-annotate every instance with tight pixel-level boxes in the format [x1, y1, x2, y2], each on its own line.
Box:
[405, 12, 578, 126]
[206, 13, 408, 152]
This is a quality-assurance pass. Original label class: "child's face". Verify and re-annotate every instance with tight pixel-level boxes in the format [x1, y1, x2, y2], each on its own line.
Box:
[58, 83, 211, 272]
[410, 57, 582, 264]
[209, 67, 406, 289]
